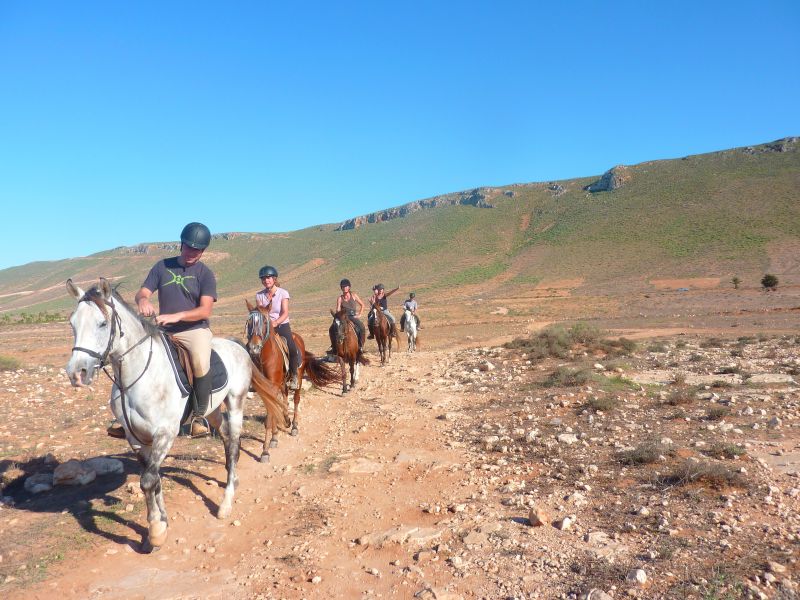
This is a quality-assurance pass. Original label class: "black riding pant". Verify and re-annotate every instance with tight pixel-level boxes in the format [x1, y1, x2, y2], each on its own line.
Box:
[275, 323, 300, 373]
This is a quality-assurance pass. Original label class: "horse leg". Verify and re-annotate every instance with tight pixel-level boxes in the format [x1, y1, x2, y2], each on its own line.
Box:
[290, 387, 301, 436]
[338, 356, 348, 394]
[218, 399, 244, 519]
[137, 434, 172, 550]
[268, 389, 284, 448]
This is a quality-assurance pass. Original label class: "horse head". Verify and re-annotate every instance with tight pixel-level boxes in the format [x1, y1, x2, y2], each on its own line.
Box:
[65, 277, 120, 387]
[331, 307, 352, 347]
[245, 298, 270, 359]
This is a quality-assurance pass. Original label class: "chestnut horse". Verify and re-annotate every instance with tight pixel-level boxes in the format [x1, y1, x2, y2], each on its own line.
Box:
[330, 307, 369, 393]
[369, 302, 400, 365]
[245, 300, 339, 462]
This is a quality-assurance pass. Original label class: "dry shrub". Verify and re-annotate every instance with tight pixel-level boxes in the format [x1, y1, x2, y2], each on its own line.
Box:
[617, 441, 673, 465]
[665, 385, 700, 406]
[705, 405, 731, 421]
[585, 395, 619, 412]
[545, 367, 592, 387]
[648, 341, 669, 353]
[700, 337, 725, 349]
[504, 327, 573, 360]
[705, 443, 746, 459]
[659, 459, 744, 488]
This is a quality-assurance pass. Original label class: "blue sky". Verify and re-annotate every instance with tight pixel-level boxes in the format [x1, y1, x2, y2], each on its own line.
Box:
[1, 1, 798, 270]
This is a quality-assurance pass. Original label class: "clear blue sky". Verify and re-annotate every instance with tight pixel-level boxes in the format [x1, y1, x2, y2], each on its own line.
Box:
[1, 1, 798, 271]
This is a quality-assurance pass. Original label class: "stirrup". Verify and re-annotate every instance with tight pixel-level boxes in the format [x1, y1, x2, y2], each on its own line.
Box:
[188, 416, 211, 438]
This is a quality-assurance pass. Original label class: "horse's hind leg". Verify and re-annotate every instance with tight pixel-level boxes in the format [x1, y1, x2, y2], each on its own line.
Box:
[137, 434, 173, 550]
[218, 398, 244, 519]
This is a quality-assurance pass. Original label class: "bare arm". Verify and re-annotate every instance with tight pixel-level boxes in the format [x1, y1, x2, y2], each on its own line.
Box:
[352, 293, 364, 317]
[336, 295, 343, 312]
[135, 287, 156, 317]
[386, 287, 400, 298]
[273, 298, 289, 327]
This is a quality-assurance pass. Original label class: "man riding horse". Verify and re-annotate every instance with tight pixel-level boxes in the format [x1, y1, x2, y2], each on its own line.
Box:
[108, 221, 216, 438]
[400, 291, 421, 332]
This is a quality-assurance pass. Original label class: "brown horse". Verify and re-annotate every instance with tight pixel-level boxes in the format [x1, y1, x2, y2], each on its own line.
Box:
[330, 308, 369, 393]
[245, 300, 339, 462]
[369, 302, 400, 365]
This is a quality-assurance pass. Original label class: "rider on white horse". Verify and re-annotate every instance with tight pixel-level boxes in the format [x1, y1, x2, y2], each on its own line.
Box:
[400, 292, 421, 332]
[108, 222, 217, 438]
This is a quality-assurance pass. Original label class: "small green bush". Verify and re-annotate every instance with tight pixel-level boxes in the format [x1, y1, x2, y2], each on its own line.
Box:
[585, 396, 619, 412]
[705, 406, 731, 420]
[617, 441, 673, 465]
[665, 385, 700, 406]
[761, 273, 778, 291]
[705, 443, 746, 459]
[0, 355, 20, 371]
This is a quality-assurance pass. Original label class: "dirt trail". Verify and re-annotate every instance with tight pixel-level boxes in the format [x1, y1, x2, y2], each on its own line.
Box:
[13, 349, 469, 600]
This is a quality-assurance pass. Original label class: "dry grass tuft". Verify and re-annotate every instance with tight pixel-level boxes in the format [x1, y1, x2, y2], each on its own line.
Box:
[659, 459, 745, 489]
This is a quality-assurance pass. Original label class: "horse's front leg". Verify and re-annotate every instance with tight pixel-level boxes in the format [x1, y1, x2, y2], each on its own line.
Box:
[338, 356, 348, 394]
[268, 390, 284, 449]
[137, 433, 173, 551]
[290, 387, 301, 436]
[218, 401, 244, 519]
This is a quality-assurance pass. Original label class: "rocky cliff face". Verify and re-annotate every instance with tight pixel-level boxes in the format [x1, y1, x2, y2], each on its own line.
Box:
[336, 188, 496, 231]
[583, 165, 632, 193]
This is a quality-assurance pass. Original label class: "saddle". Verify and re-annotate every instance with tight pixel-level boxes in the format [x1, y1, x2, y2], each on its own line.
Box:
[161, 333, 229, 422]
[270, 333, 291, 376]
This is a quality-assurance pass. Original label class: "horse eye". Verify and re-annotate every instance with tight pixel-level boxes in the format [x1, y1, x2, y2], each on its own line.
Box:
[99, 321, 108, 328]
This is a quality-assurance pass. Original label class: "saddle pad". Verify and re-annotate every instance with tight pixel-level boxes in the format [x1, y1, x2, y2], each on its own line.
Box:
[160, 333, 229, 399]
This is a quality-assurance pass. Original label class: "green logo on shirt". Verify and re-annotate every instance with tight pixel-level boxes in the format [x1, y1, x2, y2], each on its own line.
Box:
[164, 269, 195, 294]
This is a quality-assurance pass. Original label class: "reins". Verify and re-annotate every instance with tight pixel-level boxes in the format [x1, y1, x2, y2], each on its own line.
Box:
[72, 293, 155, 445]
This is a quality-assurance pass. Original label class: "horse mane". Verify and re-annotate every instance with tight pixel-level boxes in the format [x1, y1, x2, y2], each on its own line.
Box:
[107, 286, 161, 338]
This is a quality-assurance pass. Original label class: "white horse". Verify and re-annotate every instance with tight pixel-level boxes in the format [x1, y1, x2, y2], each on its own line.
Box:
[403, 307, 418, 353]
[65, 278, 287, 551]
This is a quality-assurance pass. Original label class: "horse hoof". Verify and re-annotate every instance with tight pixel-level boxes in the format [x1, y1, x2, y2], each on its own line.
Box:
[217, 505, 231, 520]
[269, 439, 278, 449]
[148, 520, 168, 547]
[260, 453, 271, 463]
[290, 428, 299, 437]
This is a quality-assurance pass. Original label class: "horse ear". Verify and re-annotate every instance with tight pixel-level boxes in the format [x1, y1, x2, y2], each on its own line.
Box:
[330, 309, 336, 317]
[66, 279, 84, 299]
[99, 278, 112, 299]
[245, 298, 255, 311]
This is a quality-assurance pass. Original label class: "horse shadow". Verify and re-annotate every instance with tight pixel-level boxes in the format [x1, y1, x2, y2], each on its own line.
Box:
[1, 451, 231, 553]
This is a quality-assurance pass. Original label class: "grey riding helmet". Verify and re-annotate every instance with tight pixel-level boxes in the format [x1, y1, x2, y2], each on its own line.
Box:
[180, 222, 211, 250]
[259, 265, 278, 279]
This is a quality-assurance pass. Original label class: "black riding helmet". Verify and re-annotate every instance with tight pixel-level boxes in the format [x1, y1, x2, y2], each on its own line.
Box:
[376, 283, 385, 290]
[259, 265, 278, 279]
[340, 278, 351, 288]
[180, 222, 211, 250]
[410, 292, 415, 298]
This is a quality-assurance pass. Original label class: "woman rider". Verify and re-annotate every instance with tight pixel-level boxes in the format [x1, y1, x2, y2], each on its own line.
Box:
[329, 278, 365, 352]
[367, 283, 399, 338]
[255, 265, 301, 390]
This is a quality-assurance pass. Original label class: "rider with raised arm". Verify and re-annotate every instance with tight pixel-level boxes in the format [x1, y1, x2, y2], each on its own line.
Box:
[255, 265, 301, 390]
[367, 283, 399, 338]
[132, 222, 217, 438]
[400, 291, 421, 331]
[329, 278, 365, 352]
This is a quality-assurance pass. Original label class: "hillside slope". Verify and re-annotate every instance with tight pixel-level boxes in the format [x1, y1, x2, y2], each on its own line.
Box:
[1, 137, 798, 316]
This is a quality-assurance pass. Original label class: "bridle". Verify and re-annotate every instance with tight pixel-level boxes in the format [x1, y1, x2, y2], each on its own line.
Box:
[72, 291, 155, 445]
[246, 308, 271, 356]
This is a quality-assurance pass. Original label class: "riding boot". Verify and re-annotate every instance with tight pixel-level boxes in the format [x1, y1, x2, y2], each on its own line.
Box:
[190, 372, 212, 437]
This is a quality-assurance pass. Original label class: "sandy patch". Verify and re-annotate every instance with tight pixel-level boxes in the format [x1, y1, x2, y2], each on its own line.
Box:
[649, 277, 721, 290]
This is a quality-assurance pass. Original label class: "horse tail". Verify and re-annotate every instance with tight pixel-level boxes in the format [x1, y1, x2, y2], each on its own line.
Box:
[303, 351, 340, 387]
[250, 365, 290, 430]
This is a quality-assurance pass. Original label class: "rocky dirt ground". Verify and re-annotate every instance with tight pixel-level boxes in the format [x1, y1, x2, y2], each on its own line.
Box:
[1, 293, 799, 599]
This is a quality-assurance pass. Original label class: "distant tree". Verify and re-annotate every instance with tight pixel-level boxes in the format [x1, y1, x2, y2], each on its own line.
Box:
[731, 276, 741, 290]
[761, 274, 779, 291]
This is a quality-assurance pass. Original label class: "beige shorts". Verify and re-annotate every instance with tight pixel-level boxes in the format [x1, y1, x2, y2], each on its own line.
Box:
[171, 327, 213, 376]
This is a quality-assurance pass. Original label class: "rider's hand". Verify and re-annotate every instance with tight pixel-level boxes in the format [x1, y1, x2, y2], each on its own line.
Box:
[156, 313, 182, 326]
[270, 319, 278, 329]
[138, 298, 156, 317]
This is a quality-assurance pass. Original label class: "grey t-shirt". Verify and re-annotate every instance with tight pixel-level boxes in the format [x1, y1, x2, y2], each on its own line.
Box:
[141, 257, 217, 333]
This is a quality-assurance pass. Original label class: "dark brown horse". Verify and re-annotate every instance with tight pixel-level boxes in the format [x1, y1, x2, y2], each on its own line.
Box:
[330, 308, 369, 393]
[369, 302, 400, 365]
[245, 300, 339, 462]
